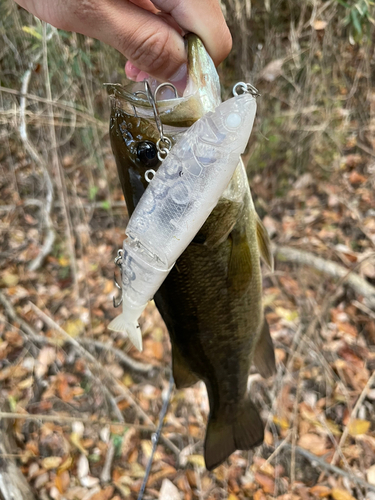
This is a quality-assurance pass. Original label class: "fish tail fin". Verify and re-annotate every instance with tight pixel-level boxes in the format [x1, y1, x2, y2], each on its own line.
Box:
[108, 314, 143, 352]
[204, 399, 264, 470]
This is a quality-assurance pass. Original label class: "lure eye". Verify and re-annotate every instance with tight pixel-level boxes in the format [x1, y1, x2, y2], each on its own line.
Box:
[137, 141, 158, 168]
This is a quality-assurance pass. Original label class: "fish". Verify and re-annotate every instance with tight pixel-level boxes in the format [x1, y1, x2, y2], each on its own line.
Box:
[107, 34, 276, 470]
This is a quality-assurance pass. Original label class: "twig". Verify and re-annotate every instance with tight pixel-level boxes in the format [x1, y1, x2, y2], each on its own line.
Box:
[352, 300, 375, 320]
[79, 339, 158, 377]
[0, 411, 170, 433]
[137, 373, 174, 500]
[274, 245, 375, 308]
[42, 23, 79, 296]
[28, 302, 180, 455]
[0, 420, 36, 500]
[19, 40, 56, 272]
[331, 370, 375, 466]
[276, 442, 375, 493]
[100, 438, 115, 483]
[0, 85, 104, 126]
[0, 291, 45, 346]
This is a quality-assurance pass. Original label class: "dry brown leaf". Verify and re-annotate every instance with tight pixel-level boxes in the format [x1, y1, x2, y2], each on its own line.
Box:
[42, 456, 62, 470]
[36, 346, 56, 377]
[298, 433, 328, 456]
[309, 484, 331, 497]
[141, 440, 162, 461]
[349, 171, 366, 185]
[70, 432, 88, 455]
[90, 486, 115, 500]
[273, 415, 290, 430]
[254, 490, 267, 500]
[331, 488, 356, 500]
[58, 456, 73, 473]
[367, 464, 375, 485]
[348, 419, 370, 436]
[254, 472, 275, 494]
[63, 318, 85, 337]
[55, 470, 70, 494]
[159, 479, 181, 500]
[147, 465, 177, 487]
[313, 20, 328, 30]
[259, 59, 284, 82]
[186, 454, 205, 468]
[2, 272, 19, 287]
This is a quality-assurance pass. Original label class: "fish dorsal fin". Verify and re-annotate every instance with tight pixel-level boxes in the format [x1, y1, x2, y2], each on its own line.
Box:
[172, 346, 199, 389]
[256, 215, 274, 271]
[253, 319, 276, 378]
[228, 228, 253, 292]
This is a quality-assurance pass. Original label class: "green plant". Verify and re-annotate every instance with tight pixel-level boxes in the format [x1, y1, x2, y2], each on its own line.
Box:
[335, 0, 375, 42]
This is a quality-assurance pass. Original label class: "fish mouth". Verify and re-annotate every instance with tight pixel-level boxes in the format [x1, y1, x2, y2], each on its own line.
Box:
[105, 34, 221, 127]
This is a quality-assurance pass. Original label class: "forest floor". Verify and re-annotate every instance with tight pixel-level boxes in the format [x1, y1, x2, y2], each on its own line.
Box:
[1, 1, 375, 499]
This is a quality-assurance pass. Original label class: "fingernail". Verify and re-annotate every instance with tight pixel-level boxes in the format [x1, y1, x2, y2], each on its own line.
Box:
[136, 71, 150, 82]
[125, 61, 141, 80]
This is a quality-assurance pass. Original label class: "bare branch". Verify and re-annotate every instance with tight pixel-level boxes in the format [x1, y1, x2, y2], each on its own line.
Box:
[274, 245, 375, 308]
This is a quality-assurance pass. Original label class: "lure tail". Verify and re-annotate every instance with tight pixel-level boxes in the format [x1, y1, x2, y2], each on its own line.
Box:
[108, 301, 146, 351]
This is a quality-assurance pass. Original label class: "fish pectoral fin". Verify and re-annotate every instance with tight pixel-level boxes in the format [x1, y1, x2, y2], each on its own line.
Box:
[253, 319, 276, 378]
[108, 314, 143, 352]
[172, 346, 199, 389]
[228, 229, 253, 291]
[204, 399, 264, 471]
[256, 215, 274, 272]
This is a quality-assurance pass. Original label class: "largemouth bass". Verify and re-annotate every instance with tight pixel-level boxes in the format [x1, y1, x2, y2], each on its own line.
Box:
[107, 34, 276, 470]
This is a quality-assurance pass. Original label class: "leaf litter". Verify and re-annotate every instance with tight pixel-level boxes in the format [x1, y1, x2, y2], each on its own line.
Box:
[1, 1, 375, 499]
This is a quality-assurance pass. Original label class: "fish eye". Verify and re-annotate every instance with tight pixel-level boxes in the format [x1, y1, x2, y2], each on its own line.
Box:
[137, 141, 158, 168]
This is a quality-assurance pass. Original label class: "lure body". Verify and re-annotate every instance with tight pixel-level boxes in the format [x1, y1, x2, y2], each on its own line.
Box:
[108, 93, 257, 350]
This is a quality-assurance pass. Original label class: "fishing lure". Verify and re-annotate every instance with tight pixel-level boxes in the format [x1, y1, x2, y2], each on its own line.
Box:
[108, 84, 257, 350]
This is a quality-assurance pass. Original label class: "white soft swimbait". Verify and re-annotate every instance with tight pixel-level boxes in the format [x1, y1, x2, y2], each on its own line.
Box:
[108, 92, 257, 350]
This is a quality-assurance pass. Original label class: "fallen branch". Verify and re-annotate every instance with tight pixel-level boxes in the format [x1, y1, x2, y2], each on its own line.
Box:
[0, 411, 173, 433]
[137, 374, 174, 500]
[100, 439, 115, 483]
[79, 339, 158, 377]
[0, 419, 36, 500]
[274, 245, 375, 308]
[277, 442, 375, 493]
[331, 370, 375, 466]
[0, 291, 45, 347]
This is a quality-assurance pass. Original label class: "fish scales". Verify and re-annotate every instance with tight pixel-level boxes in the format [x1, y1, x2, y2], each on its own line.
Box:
[107, 34, 276, 470]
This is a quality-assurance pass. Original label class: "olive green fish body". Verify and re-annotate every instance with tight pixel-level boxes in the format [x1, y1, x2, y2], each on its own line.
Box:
[107, 34, 275, 470]
[154, 165, 269, 469]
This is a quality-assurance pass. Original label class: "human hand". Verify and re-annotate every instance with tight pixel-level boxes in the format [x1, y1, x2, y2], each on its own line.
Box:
[14, 0, 232, 85]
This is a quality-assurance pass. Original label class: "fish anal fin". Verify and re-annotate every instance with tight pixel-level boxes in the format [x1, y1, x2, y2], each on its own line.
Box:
[228, 229, 252, 292]
[256, 215, 274, 271]
[172, 346, 199, 389]
[253, 319, 276, 378]
[204, 399, 264, 471]
[108, 314, 143, 352]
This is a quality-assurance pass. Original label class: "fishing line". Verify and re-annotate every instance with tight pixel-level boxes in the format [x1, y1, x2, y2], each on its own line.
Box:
[137, 373, 175, 500]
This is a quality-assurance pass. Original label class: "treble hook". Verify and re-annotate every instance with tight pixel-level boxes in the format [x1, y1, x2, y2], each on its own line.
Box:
[139, 81, 173, 162]
[112, 249, 123, 308]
